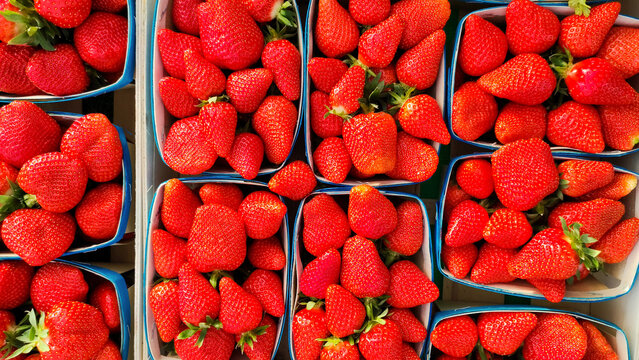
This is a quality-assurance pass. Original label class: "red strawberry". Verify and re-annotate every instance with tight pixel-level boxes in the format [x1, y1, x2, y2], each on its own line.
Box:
[592, 217, 639, 264]
[313, 137, 352, 184]
[227, 133, 264, 180]
[395, 93, 448, 144]
[564, 58, 636, 106]
[161, 178, 201, 239]
[483, 208, 532, 249]
[0, 44, 40, 95]
[199, 183, 243, 210]
[430, 316, 478, 358]
[299, 249, 341, 299]
[348, 185, 397, 239]
[444, 185, 472, 223]
[0, 161, 17, 196]
[197, 0, 263, 70]
[505, 0, 560, 55]
[478, 53, 555, 105]
[458, 15, 507, 77]
[268, 161, 317, 201]
[262, 39, 301, 101]
[187, 204, 247, 272]
[325, 284, 366, 338]
[402, 344, 420, 360]
[494, 103, 546, 145]
[491, 138, 559, 211]
[31, 263, 88, 313]
[455, 159, 493, 199]
[384, 200, 422, 257]
[253, 95, 297, 165]
[523, 314, 587, 360]
[387, 260, 438, 308]
[148, 280, 181, 343]
[90, 339, 121, 360]
[199, 101, 237, 158]
[26, 44, 89, 96]
[445, 200, 489, 247]
[579, 173, 637, 201]
[243, 269, 285, 317]
[248, 236, 286, 271]
[75, 183, 122, 242]
[441, 243, 478, 279]
[237, 315, 277, 360]
[239, 0, 286, 23]
[159, 77, 200, 118]
[303, 194, 351, 257]
[559, 2, 620, 58]
[390, 0, 450, 50]
[526, 278, 566, 303]
[358, 14, 404, 69]
[219, 277, 263, 335]
[74, 12, 127, 73]
[0, 260, 33, 310]
[33, 0, 90, 28]
[387, 308, 427, 343]
[184, 49, 226, 100]
[174, 326, 235, 360]
[0, 0, 25, 44]
[89, 282, 120, 333]
[559, 160, 614, 198]
[349, 0, 389, 26]
[178, 262, 220, 325]
[548, 198, 624, 240]
[226, 68, 273, 114]
[329, 65, 365, 116]
[163, 116, 218, 175]
[580, 320, 618, 360]
[598, 26, 639, 79]
[343, 112, 397, 175]
[314, 0, 358, 58]
[396, 30, 445, 90]
[172, 0, 202, 35]
[239, 190, 286, 240]
[358, 320, 403, 360]
[451, 81, 498, 141]
[310, 91, 343, 138]
[308, 58, 348, 94]
[386, 132, 439, 183]
[292, 304, 329, 360]
[371, 64, 397, 86]
[598, 95, 639, 151]
[321, 338, 360, 360]
[470, 243, 518, 285]
[156, 29, 202, 80]
[478, 312, 537, 356]
[341, 235, 390, 298]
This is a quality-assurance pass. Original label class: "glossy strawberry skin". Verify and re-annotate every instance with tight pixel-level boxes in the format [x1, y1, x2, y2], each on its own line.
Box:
[74, 12, 128, 73]
[321, 339, 360, 360]
[227, 68, 273, 114]
[358, 320, 403, 360]
[31, 262, 88, 313]
[598, 95, 639, 151]
[293, 306, 329, 360]
[523, 314, 587, 360]
[559, 2, 620, 58]
[219, 277, 263, 335]
[581, 320, 618, 360]
[388, 134, 441, 183]
[598, 26, 639, 79]
[390, 0, 450, 50]
[430, 315, 478, 358]
[349, 0, 390, 26]
[238, 190, 286, 240]
[565, 58, 636, 106]
[341, 235, 390, 298]
[505, 0, 560, 55]
[325, 284, 366, 338]
[89, 282, 121, 333]
[314, 137, 352, 184]
[34, 0, 91, 28]
[163, 117, 218, 175]
[303, 194, 351, 257]
[161, 179, 202, 239]
[348, 185, 397, 240]
[483, 208, 532, 249]
[387, 308, 427, 343]
[184, 49, 226, 100]
[592, 218, 639, 264]
[343, 112, 397, 175]
[171, 0, 201, 35]
[314, 0, 359, 59]
[199, 101, 237, 158]
[559, 160, 614, 198]
[159, 77, 200, 119]
[451, 81, 498, 141]
[90, 339, 121, 360]
[455, 159, 493, 199]
[477, 312, 538, 356]
[178, 262, 220, 325]
[299, 249, 341, 299]
[441, 243, 478, 279]
[387, 260, 439, 308]
[0, 43, 40, 95]
[268, 161, 317, 201]
[458, 15, 507, 77]
[396, 30, 445, 91]
[262, 39, 301, 101]
[199, 183, 243, 210]
[175, 326, 235, 360]
[237, 315, 277, 360]
[148, 281, 182, 343]
[310, 91, 343, 139]
[253, 96, 298, 165]
[75, 183, 122, 242]
[527, 278, 566, 303]
[227, 133, 264, 180]
[580, 173, 637, 202]
[0, 260, 34, 310]
[358, 14, 404, 69]
[243, 269, 284, 318]
[494, 103, 546, 145]
[470, 243, 517, 285]
[548, 198, 625, 240]
[330, 65, 365, 116]
[397, 94, 449, 144]
[385, 200, 423, 257]
[157, 29, 202, 80]
[247, 236, 286, 271]
[307, 58, 348, 94]
[445, 200, 489, 247]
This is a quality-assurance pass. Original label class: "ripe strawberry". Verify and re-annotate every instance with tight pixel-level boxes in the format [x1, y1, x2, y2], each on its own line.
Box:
[451, 81, 498, 141]
[74, 12, 127, 73]
[477, 312, 537, 356]
[320, 338, 360, 360]
[506, 0, 560, 55]
[395, 93, 449, 144]
[564, 58, 636, 106]
[0, 0, 25, 44]
[0, 44, 40, 95]
[390, 0, 450, 50]
[175, 326, 235, 360]
[598, 26, 639, 79]
[402, 344, 420, 360]
[491, 138, 559, 211]
[226, 68, 273, 114]
[199, 183, 243, 210]
[329, 65, 365, 116]
[445, 200, 489, 247]
[187, 204, 247, 272]
[559, 2, 620, 58]
[396, 30, 445, 90]
[430, 315, 478, 358]
[325, 284, 365, 338]
[243, 269, 285, 317]
[523, 314, 587, 360]
[387, 308, 427, 343]
[384, 200, 422, 257]
[494, 103, 546, 145]
[156, 29, 202, 80]
[303, 194, 351, 257]
[248, 236, 286, 271]
[262, 39, 301, 101]
[581, 173, 638, 202]
[548, 198, 624, 240]
[341, 235, 390, 298]
[599, 95, 639, 151]
[441, 243, 478, 279]
[592, 218, 639, 264]
[197, 0, 263, 70]
[443, 185, 472, 222]
[580, 320, 618, 360]
[172, 0, 202, 35]
[148, 280, 181, 343]
[314, 0, 358, 58]
[358, 320, 403, 360]
[161, 178, 201, 239]
[371, 64, 397, 86]
[526, 278, 566, 303]
[227, 132, 264, 180]
[386, 132, 439, 182]
[483, 208, 532, 249]
[30, 262, 88, 313]
[239, 190, 286, 240]
[199, 101, 237, 158]
[455, 159, 493, 199]
[178, 262, 220, 325]
[219, 277, 263, 335]
[348, 185, 397, 239]
[184, 49, 226, 100]
[237, 315, 277, 360]
[0, 260, 33, 310]
[470, 243, 517, 285]
[314, 137, 352, 184]
[358, 14, 404, 69]
[308, 58, 348, 94]
[239, 0, 286, 23]
[268, 161, 317, 201]
[253, 95, 297, 165]
[163, 116, 218, 175]
[387, 260, 438, 308]
[33, 0, 90, 28]
[343, 112, 397, 175]
[559, 160, 614, 198]
[27, 43, 89, 96]
[349, 0, 389, 25]
[90, 339, 121, 360]
[158, 77, 200, 118]
[89, 282, 120, 333]
[292, 304, 329, 360]
[459, 15, 507, 77]
[310, 91, 343, 139]
[299, 249, 341, 299]
[0, 161, 17, 196]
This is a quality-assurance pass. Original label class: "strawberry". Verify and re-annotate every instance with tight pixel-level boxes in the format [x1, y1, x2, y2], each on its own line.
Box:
[178, 262, 220, 325]
[199, 101, 237, 158]
[343, 112, 397, 175]
[483, 208, 532, 249]
[199, 183, 243, 210]
[579, 173, 637, 202]
[329, 65, 365, 116]
[308, 58, 348, 94]
[402, 344, 420, 360]
[0, 161, 17, 196]
[0, 0, 24, 43]
[0, 44, 40, 95]
[592, 218, 639, 264]
[358, 320, 403, 360]
[227, 133, 265, 180]
[451, 81, 498, 141]
[262, 39, 301, 101]
[390, 0, 450, 50]
[292, 304, 329, 360]
[314, 0, 358, 59]
[598, 26, 639, 79]
[156, 29, 202, 80]
[358, 14, 404, 69]
[348, 185, 397, 239]
[430, 315, 478, 358]
[395, 93, 449, 144]
[477, 312, 537, 356]
[548, 198, 624, 240]
[396, 30, 445, 90]
[599, 95, 639, 151]
[248, 236, 286, 271]
[226, 68, 273, 114]
[60, 113, 123, 183]
[325, 284, 366, 338]
[523, 314, 587, 360]
[219, 277, 263, 335]
[187, 204, 247, 272]
[313, 137, 352, 184]
[237, 315, 277, 360]
[161, 178, 201, 239]
[341, 235, 390, 298]
[580, 320, 618, 360]
[384, 200, 422, 257]
[74, 12, 127, 73]
[494, 103, 546, 145]
[310, 91, 343, 138]
[90, 340, 121, 360]
[386, 132, 438, 183]
[563, 58, 636, 106]
[559, 2, 620, 58]
[163, 116, 218, 175]
[174, 326, 235, 360]
[268, 160, 317, 201]
[33, 0, 90, 28]
[526, 278, 566, 303]
[458, 15, 507, 77]
[559, 160, 614, 198]
[445, 200, 489, 247]
[349, 0, 389, 26]
[197, 0, 264, 70]
[238, 190, 286, 240]
[0, 101, 61, 169]
[0, 260, 33, 310]
[303, 194, 351, 257]
[320, 338, 360, 360]
[478, 53, 555, 106]
[158, 77, 200, 118]
[491, 138, 559, 211]
[387, 309, 427, 343]
[243, 269, 285, 317]
[455, 159, 493, 199]
[88, 282, 120, 333]
[253, 95, 297, 165]
[299, 249, 341, 299]
[441, 244, 477, 279]
[239, 0, 286, 23]
[30, 262, 87, 313]
[443, 185, 472, 223]
[505, 0, 560, 55]
[470, 243, 517, 285]
[371, 64, 397, 86]
[148, 280, 181, 343]
[26, 44, 88, 96]
[184, 49, 226, 100]
[172, 0, 202, 35]
[387, 260, 438, 308]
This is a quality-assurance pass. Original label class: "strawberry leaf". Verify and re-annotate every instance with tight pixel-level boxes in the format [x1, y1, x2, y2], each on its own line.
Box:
[568, 0, 591, 17]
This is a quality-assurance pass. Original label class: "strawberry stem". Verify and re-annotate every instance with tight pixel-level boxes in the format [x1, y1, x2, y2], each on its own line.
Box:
[209, 270, 232, 288]
[0, 180, 40, 221]
[1, 0, 64, 51]
[5, 310, 48, 359]
[560, 217, 602, 272]
[177, 316, 223, 348]
[275, 1, 297, 29]
[568, 0, 591, 17]
[236, 324, 270, 352]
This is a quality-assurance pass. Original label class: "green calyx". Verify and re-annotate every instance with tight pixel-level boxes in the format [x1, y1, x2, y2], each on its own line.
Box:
[380, 246, 403, 267]
[560, 217, 602, 272]
[264, 23, 294, 43]
[568, 0, 591, 17]
[356, 297, 390, 334]
[317, 336, 355, 347]
[548, 48, 573, 101]
[0, 180, 39, 221]
[236, 324, 270, 353]
[299, 298, 324, 311]
[0, 0, 65, 51]
[275, 1, 297, 29]
[198, 95, 230, 108]
[177, 316, 223, 348]
[208, 270, 232, 289]
[387, 83, 415, 113]
[5, 310, 49, 359]
[526, 192, 563, 225]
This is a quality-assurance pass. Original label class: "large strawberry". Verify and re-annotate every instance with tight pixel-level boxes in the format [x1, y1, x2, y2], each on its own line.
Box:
[325, 284, 365, 338]
[226, 68, 273, 114]
[470, 243, 517, 285]
[383, 134, 437, 182]
[349, 0, 389, 26]
[455, 159, 493, 199]
[199, 183, 243, 210]
[156, 29, 202, 80]
[184, 49, 226, 100]
[523, 313, 587, 360]
[562, 57, 636, 106]
[0, 44, 40, 95]
[227, 133, 264, 180]
[494, 103, 546, 145]
[238, 190, 286, 240]
[30, 262, 89, 313]
[313, 137, 352, 184]
[445, 200, 488, 247]
[598, 95, 639, 151]
[243, 269, 285, 317]
[387, 260, 438, 308]
[348, 185, 397, 239]
[441, 243, 478, 279]
[199, 100, 237, 158]
[505, 0, 560, 55]
[390, 0, 450, 50]
[262, 38, 301, 101]
[559, 2, 620, 58]
[74, 12, 128, 73]
[394, 92, 449, 144]
[307, 58, 348, 94]
[89, 282, 120, 333]
[396, 30, 445, 90]
[451, 81, 498, 141]
[358, 14, 404, 69]
[33, 0, 91, 28]
[458, 15, 507, 77]
[0, 260, 33, 310]
[299, 249, 341, 299]
[178, 262, 220, 326]
[592, 218, 639, 264]
[219, 277, 263, 335]
[303, 194, 351, 257]
[430, 315, 478, 358]
[26, 44, 89, 96]
[253, 96, 297, 165]
[358, 320, 403, 360]
[247, 237, 286, 271]
[314, 0, 358, 58]
[268, 160, 317, 201]
[477, 312, 537, 356]
[558, 160, 614, 198]
[598, 26, 639, 79]
[384, 200, 423, 257]
[483, 208, 532, 249]
[387, 308, 427, 343]
[159, 76, 200, 118]
[329, 65, 365, 116]
[161, 178, 201, 239]
[237, 315, 277, 360]
[174, 326, 235, 360]
[580, 320, 618, 360]
[148, 280, 182, 343]
[343, 112, 397, 175]
[171, 0, 201, 35]
[163, 117, 218, 174]
[292, 304, 329, 360]
[548, 198, 625, 240]
[341, 235, 390, 298]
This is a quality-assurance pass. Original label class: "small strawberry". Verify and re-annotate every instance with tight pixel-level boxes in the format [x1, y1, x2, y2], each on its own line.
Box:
[178, 263, 221, 325]
[387, 260, 438, 308]
[580, 320, 619, 360]
[314, 0, 358, 58]
[184, 49, 226, 100]
[320, 338, 360, 360]
[598, 26, 639, 79]
[559, 2, 620, 58]
[0, 44, 40, 95]
[171, 0, 202, 35]
[310, 91, 343, 138]
[384, 200, 423, 257]
[451, 81, 498, 141]
[199, 100, 237, 158]
[458, 15, 508, 77]
[599, 95, 639, 151]
[477, 312, 537, 356]
[470, 243, 518, 285]
[75, 183, 122, 242]
[156, 29, 202, 80]
[387, 308, 427, 343]
[396, 30, 445, 90]
[148, 280, 181, 343]
[386, 132, 439, 183]
[226, 68, 273, 114]
[307, 58, 348, 94]
[303, 194, 351, 257]
[299, 249, 341, 299]
[579, 172, 637, 202]
[33, 0, 90, 28]
[505, 0, 560, 55]
[329, 65, 365, 116]
[158, 77, 200, 118]
[444, 185, 472, 222]
[358, 14, 404, 69]
[348, 185, 397, 239]
[161, 178, 201, 239]
[292, 304, 329, 360]
[592, 217, 639, 264]
[526, 278, 566, 303]
[358, 320, 403, 360]
[0, 260, 33, 310]
[73, 12, 128, 73]
[243, 269, 285, 317]
[483, 208, 532, 249]
[219, 277, 263, 335]
[394, 92, 449, 144]
[268, 160, 317, 201]
[455, 159, 493, 199]
[199, 183, 243, 210]
[341, 235, 390, 298]
[559, 160, 614, 198]
[90, 339, 121, 360]
[390, 0, 450, 50]
[175, 326, 235, 360]
[237, 315, 277, 360]
[445, 200, 489, 247]
[313, 137, 352, 184]
[239, 190, 286, 240]
[247, 236, 286, 271]
[26, 43, 89, 96]
[548, 198, 625, 240]
[349, 0, 389, 26]
[253, 95, 297, 165]
[343, 112, 397, 175]
[262, 38, 301, 101]
[494, 103, 547, 145]
[523, 314, 587, 360]
[163, 116, 218, 175]
[430, 315, 478, 358]
[562, 57, 636, 106]
[325, 284, 366, 338]
[227, 133, 264, 180]
[89, 282, 120, 333]
[441, 243, 478, 279]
